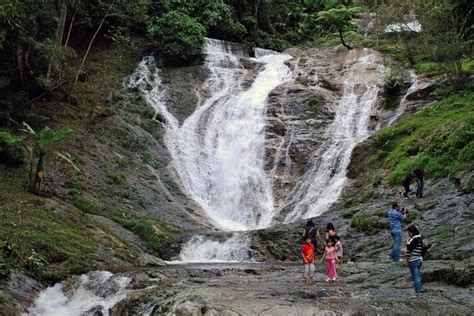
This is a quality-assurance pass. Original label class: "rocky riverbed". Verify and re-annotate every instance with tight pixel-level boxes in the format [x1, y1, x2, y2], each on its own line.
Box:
[99, 261, 472, 315]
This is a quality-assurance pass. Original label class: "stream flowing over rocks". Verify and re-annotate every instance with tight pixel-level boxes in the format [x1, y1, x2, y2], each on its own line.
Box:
[19, 39, 473, 315]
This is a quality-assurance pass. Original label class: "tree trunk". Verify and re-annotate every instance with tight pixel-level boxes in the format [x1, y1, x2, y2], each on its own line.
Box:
[70, 0, 115, 93]
[257, 0, 275, 34]
[339, 28, 353, 50]
[64, 5, 78, 47]
[56, 0, 68, 46]
[47, 0, 68, 81]
[16, 46, 23, 84]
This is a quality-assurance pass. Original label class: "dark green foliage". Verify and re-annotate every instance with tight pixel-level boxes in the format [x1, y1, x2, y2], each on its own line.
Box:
[35, 126, 73, 154]
[164, 0, 246, 41]
[371, 0, 472, 90]
[0, 131, 27, 165]
[0, 260, 11, 279]
[147, 11, 206, 65]
[316, 6, 362, 49]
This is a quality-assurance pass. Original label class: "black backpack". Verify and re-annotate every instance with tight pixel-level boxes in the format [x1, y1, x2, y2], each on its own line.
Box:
[302, 227, 317, 247]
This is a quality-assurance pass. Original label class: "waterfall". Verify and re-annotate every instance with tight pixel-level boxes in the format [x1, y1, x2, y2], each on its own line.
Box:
[284, 49, 386, 222]
[25, 271, 131, 316]
[129, 39, 291, 232]
[387, 70, 418, 126]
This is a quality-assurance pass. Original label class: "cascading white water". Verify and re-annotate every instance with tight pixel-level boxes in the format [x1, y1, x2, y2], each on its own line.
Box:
[129, 39, 291, 232]
[387, 70, 418, 126]
[25, 271, 131, 316]
[170, 234, 254, 263]
[284, 49, 386, 222]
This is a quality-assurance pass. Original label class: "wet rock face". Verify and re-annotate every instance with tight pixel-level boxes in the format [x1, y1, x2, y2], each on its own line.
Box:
[265, 47, 410, 220]
[2, 273, 43, 314]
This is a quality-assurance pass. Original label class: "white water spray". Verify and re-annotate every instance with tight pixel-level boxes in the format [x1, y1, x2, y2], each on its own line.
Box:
[169, 235, 254, 263]
[25, 271, 131, 316]
[387, 70, 418, 126]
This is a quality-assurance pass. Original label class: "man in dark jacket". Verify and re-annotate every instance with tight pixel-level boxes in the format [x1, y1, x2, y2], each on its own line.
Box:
[413, 168, 424, 197]
[402, 173, 414, 198]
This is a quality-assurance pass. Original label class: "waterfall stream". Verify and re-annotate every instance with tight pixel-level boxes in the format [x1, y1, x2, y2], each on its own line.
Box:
[284, 49, 386, 222]
[129, 39, 292, 232]
[25, 271, 131, 316]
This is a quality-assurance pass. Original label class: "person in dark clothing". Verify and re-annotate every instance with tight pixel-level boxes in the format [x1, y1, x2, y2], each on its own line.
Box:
[413, 168, 424, 197]
[406, 225, 424, 298]
[248, 43, 256, 58]
[302, 220, 319, 249]
[325, 222, 337, 241]
[402, 173, 415, 198]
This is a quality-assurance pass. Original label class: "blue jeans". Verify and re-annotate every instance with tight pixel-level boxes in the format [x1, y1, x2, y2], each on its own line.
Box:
[415, 177, 424, 197]
[409, 259, 423, 294]
[390, 231, 402, 261]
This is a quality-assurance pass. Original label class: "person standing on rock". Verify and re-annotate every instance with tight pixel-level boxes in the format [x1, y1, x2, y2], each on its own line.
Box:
[320, 238, 340, 282]
[325, 222, 337, 241]
[388, 202, 408, 262]
[402, 173, 414, 198]
[406, 225, 424, 299]
[301, 238, 316, 285]
[414, 167, 424, 198]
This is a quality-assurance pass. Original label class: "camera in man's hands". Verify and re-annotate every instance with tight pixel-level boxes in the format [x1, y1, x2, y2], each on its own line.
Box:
[402, 207, 408, 214]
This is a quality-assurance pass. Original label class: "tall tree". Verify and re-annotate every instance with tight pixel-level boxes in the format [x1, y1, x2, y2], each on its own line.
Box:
[317, 6, 361, 49]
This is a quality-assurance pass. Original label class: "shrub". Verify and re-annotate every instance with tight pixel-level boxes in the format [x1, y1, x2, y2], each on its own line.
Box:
[0, 261, 10, 279]
[382, 67, 403, 95]
[115, 217, 170, 253]
[147, 11, 206, 65]
[415, 62, 443, 77]
[351, 213, 387, 234]
[0, 131, 28, 165]
[72, 195, 104, 215]
[298, 77, 310, 86]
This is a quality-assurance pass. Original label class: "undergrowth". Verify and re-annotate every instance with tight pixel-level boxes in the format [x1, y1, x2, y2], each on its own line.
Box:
[372, 92, 473, 184]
